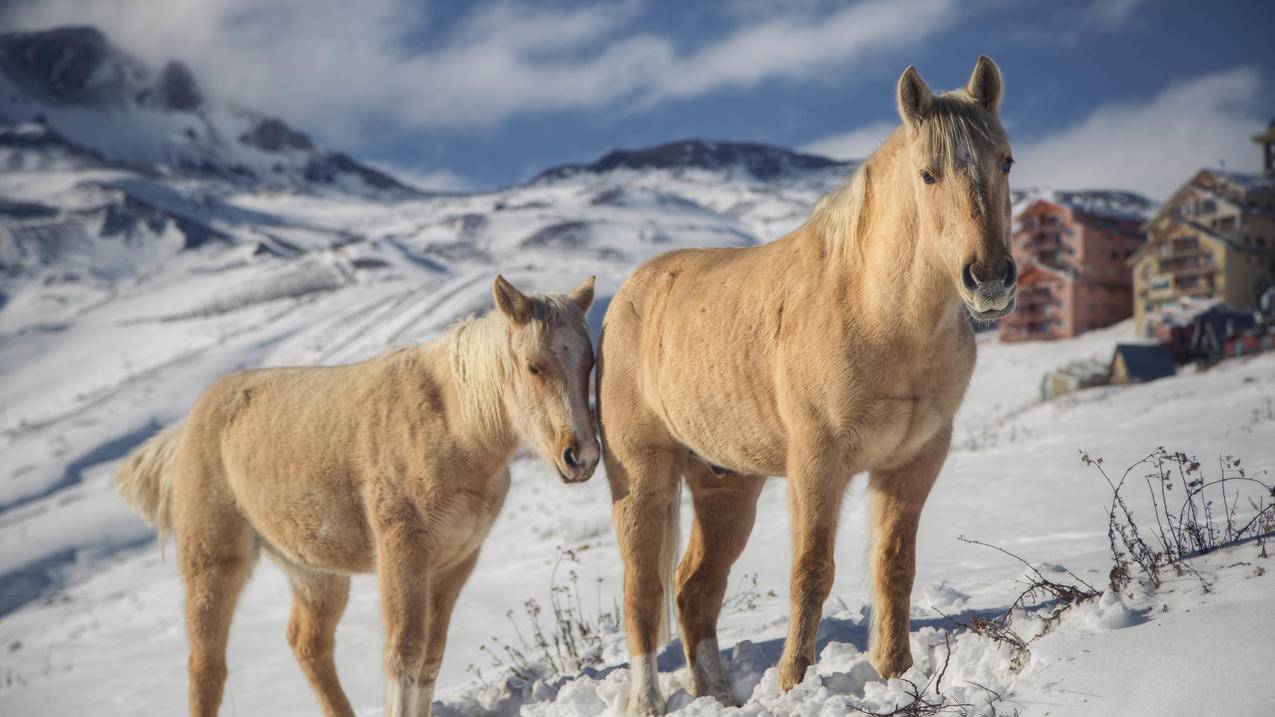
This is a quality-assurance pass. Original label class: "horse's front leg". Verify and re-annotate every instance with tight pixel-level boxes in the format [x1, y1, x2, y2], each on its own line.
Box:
[414, 550, 481, 714]
[375, 516, 434, 717]
[866, 425, 950, 679]
[777, 431, 853, 691]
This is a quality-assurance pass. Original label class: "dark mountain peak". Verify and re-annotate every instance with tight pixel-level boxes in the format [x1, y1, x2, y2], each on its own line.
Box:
[155, 60, 202, 111]
[0, 24, 421, 198]
[535, 138, 849, 182]
[0, 26, 140, 105]
[239, 117, 314, 152]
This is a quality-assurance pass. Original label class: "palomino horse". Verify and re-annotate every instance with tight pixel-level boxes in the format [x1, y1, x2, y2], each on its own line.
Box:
[598, 57, 1015, 714]
[114, 276, 598, 717]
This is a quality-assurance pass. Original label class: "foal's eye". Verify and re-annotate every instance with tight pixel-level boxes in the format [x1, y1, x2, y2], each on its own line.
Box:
[527, 364, 541, 376]
[920, 170, 937, 185]
[1002, 157, 1014, 174]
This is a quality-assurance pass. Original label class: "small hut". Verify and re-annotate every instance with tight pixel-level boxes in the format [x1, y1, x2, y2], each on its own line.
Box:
[1109, 344, 1176, 385]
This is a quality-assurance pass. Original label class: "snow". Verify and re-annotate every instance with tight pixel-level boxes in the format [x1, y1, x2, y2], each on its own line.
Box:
[3, 76, 1274, 716]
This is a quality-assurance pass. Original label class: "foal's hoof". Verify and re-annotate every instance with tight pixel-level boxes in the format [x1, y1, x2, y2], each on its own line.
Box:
[870, 646, 913, 680]
[776, 655, 811, 692]
[625, 686, 666, 716]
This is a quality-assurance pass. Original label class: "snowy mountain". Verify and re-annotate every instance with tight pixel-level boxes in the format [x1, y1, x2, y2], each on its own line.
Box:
[0, 26, 418, 197]
[535, 138, 850, 182]
[2, 24, 1271, 717]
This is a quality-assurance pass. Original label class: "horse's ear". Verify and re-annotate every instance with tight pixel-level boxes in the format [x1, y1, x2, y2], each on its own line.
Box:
[493, 275, 532, 325]
[896, 65, 933, 130]
[568, 275, 595, 312]
[965, 55, 1002, 114]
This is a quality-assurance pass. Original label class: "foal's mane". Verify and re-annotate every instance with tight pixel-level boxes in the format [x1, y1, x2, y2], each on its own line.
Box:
[442, 294, 588, 433]
[809, 90, 1008, 258]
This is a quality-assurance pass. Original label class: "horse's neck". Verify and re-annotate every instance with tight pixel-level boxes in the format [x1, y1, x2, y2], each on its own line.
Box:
[832, 153, 963, 340]
[438, 318, 519, 453]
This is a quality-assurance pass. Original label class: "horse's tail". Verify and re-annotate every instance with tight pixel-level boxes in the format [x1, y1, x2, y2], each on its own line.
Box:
[114, 424, 183, 543]
[657, 479, 682, 646]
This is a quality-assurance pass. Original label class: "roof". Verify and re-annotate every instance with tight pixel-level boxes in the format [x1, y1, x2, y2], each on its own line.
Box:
[1142, 168, 1275, 231]
[1012, 187, 1155, 222]
[1111, 344, 1176, 381]
[1193, 305, 1257, 343]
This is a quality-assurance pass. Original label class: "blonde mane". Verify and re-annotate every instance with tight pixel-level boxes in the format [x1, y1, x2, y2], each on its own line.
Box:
[442, 294, 588, 434]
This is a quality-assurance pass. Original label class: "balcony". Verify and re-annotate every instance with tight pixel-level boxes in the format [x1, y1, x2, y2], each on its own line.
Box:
[1157, 237, 1199, 257]
[1021, 232, 1063, 252]
[1157, 254, 1214, 274]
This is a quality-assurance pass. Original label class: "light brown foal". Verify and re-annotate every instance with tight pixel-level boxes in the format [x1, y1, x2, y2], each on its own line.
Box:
[598, 57, 1016, 714]
[115, 276, 598, 717]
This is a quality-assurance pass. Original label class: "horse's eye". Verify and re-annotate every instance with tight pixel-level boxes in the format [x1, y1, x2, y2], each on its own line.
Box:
[1002, 158, 1014, 174]
[527, 364, 541, 376]
[920, 170, 937, 185]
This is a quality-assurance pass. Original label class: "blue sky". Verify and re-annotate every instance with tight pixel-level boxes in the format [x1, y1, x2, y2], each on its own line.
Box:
[4, 0, 1274, 196]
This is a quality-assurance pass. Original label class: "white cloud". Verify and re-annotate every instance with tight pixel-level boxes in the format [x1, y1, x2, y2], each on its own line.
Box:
[802, 120, 896, 160]
[1081, 0, 1150, 31]
[0, 0, 959, 148]
[1013, 67, 1267, 199]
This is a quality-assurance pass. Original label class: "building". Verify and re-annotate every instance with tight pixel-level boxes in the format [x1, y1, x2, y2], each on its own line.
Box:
[1108, 344, 1176, 385]
[1040, 358, 1109, 401]
[1131, 126, 1275, 336]
[1000, 190, 1151, 341]
[1165, 303, 1257, 364]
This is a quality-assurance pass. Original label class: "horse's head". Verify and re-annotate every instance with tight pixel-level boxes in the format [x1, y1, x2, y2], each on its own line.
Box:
[492, 275, 599, 483]
[896, 56, 1016, 320]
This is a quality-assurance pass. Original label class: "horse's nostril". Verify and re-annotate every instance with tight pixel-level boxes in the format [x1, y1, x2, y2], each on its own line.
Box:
[1004, 258, 1017, 286]
[563, 447, 579, 470]
[961, 263, 978, 291]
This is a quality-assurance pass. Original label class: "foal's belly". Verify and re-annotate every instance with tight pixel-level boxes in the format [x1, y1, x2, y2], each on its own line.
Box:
[235, 474, 379, 574]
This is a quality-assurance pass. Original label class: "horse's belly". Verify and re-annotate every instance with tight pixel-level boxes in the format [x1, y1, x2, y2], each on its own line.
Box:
[659, 394, 788, 476]
[252, 498, 377, 574]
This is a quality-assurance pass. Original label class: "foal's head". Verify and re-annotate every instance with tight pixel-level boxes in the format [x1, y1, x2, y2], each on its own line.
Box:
[492, 275, 599, 483]
[896, 56, 1016, 320]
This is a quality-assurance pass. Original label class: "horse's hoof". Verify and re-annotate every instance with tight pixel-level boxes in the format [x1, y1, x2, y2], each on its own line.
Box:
[870, 647, 913, 679]
[776, 656, 810, 692]
[625, 686, 666, 716]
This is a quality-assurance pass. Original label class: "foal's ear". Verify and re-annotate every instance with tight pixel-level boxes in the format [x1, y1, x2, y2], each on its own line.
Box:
[568, 275, 595, 312]
[896, 65, 934, 130]
[965, 55, 1002, 114]
[493, 275, 532, 325]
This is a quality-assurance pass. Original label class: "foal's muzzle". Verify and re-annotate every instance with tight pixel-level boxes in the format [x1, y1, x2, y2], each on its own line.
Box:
[555, 436, 600, 483]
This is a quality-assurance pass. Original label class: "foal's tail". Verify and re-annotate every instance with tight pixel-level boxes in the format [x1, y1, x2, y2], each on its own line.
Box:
[114, 424, 183, 542]
[657, 479, 682, 645]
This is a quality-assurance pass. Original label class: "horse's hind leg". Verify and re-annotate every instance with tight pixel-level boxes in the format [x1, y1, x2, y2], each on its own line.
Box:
[178, 511, 257, 717]
[676, 462, 765, 706]
[604, 435, 682, 716]
[279, 561, 355, 717]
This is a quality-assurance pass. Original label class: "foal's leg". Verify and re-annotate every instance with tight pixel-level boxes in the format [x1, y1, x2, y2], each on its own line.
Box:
[676, 462, 765, 705]
[282, 564, 355, 717]
[777, 432, 853, 691]
[866, 427, 950, 679]
[178, 515, 257, 717]
[375, 517, 433, 717]
[414, 551, 481, 715]
[606, 441, 682, 716]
